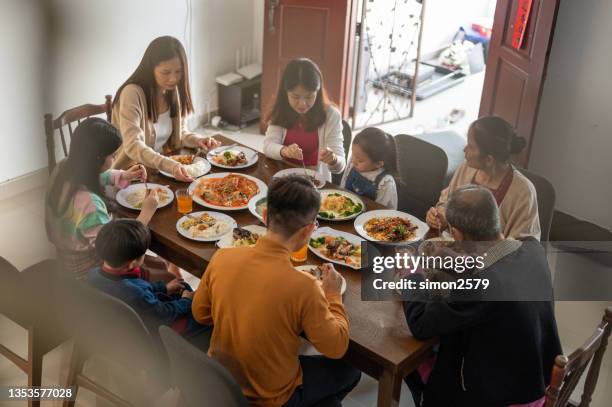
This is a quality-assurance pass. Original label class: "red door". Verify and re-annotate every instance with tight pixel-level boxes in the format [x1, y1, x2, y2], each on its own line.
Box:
[480, 0, 561, 166]
[260, 0, 357, 132]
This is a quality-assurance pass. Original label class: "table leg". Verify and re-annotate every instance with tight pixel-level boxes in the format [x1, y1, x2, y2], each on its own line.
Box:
[377, 368, 403, 407]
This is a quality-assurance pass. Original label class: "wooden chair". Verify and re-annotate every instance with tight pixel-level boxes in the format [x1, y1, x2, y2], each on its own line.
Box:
[159, 326, 248, 407]
[331, 119, 353, 186]
[545, 306, 612, 406]
[44, 95, 112, 173]
[519, 168, 556, 242]
[0, 258, 68, 407]
[61, 281, 168, 407]
[395, 134, 448, 221]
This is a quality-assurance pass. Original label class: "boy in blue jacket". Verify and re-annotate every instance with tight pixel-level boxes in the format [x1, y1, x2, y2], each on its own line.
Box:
[87, 219, 204, 337]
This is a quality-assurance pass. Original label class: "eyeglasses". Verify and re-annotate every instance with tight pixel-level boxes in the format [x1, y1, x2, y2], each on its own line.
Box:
[301, 218, 319, 230]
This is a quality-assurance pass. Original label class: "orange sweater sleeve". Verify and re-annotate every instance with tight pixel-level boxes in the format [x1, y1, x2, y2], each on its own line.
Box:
[301, 282, 350, 359]
[192, 269, 213, 325]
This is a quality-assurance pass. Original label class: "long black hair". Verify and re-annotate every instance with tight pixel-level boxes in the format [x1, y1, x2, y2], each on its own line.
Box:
[113, 36, 194, 122]
[469, 116, 526, 163]
[353, 127, 400, 180]
[268, 58, 330, 132]
[47, 118, 122, 217]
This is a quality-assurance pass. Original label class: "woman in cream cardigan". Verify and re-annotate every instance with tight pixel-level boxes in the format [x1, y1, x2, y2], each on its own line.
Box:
[427, 116, 541, 240]
[112, 36, 220, 181]
[263, 58, 345, 181]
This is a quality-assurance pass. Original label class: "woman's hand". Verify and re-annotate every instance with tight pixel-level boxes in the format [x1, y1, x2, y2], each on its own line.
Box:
[319, 148, 337, 166]
[121, 164, 147, 183]
[280, 143, 303, 161]
[426, 206, 447, 230]
[198, 136, 222, 151]
[172, 165, 194, 182]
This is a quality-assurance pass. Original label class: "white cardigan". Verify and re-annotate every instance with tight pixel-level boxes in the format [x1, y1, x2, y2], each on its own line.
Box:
[263, 106, 346, 181]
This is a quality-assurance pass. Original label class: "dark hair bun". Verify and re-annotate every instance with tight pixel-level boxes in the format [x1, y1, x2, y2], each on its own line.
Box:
[509, 135, 526, 154]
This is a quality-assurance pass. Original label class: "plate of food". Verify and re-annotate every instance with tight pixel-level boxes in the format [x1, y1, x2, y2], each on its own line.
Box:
[273, 168, 326, 189]
[188, 173, 267, 211]
[248, 193, 267, 223]
[160, 155, 211, 180]
[116, 183, 174, 210]
[295, 265, 347, 295]
[217, 225, 266, 248]
[354, 210, 428, 244]
[318, 190, 364, 221]
[308, 227, 364, 269]
[176, 211, 237, 242]
[207, 145, 258, 169]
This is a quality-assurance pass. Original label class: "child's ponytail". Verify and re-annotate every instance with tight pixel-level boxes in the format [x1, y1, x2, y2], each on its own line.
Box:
[353, 127, 401, 182]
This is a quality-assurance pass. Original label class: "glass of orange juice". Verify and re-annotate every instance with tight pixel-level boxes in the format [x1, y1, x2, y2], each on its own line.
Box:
[291, 243, 309, 262]
[176, 189, 193, 214]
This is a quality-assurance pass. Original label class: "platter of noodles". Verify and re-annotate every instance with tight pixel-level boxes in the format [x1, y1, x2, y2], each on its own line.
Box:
[273, 168, 326, 189]
[206, 145, 258, 169]
[188, 172, 267, 211]
[116, 183, 174, 210]
[159, 155, 211, 180]
[308, 227, 364, 270]
[294, 265, 347, 295]
[353, 209, 428, 244]
[217, 225, 267, 248]
[175, 211, 237, 242]
[317, 189, 364, 221]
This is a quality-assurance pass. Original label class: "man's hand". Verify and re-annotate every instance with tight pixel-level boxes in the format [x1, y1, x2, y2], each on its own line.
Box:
[181, 290, 194, 299]
[320, 263, 342, 295]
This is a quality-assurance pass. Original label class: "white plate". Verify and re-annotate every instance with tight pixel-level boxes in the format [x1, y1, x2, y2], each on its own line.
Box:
[353, 209, 428, 245]
[159, 156, 211, 180]
[207, 145, 259, 169]
[295, 265, 347, 295]
[318, 189, 365, 221]
[188, 172, 268, 211]
[116, 183, 174, 210]
[217, 225, 267, 248]
[176, 211, 237, 242]
[273, 168, 326, 189]
[248, 192, 267, 224]
[308, 227, 365, 270]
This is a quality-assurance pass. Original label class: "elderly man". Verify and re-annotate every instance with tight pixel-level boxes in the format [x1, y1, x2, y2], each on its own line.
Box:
[192, 176, 360, 407]
[404, 185, 561, 406]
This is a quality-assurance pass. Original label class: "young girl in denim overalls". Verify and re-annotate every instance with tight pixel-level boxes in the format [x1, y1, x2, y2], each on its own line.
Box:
[340, 127, 399, 209]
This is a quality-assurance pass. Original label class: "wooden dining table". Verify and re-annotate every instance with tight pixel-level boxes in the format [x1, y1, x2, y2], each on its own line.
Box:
[115, 136, 437, 407]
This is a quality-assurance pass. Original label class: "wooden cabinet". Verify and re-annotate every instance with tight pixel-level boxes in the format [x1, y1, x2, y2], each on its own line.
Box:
[217, 76, 261, 128]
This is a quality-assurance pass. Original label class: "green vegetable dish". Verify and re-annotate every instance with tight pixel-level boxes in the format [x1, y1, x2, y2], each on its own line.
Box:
[318, 192, 363, 220]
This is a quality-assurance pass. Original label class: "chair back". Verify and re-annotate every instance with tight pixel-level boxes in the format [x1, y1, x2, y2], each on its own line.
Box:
[545, 307, 612, 406]
[44, 95, 112, 173]
[395, 134, 448, 220]
[518, 168, 556, 241]
[0, 257, 25, 324]
[159, 326, 248, 407]
[64, 281, 164, 374]
[332, 120, 353, 185]
[410, 130, 466, 187]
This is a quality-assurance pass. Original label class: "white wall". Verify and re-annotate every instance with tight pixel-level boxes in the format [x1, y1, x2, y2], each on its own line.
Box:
[0, 0, 47, 183]
[0, 0, 260, 183]
[530, 0, 612, 230]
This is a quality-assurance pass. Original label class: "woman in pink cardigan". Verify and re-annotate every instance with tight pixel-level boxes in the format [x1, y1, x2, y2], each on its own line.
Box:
[426, 116, 541, 240]
[112, 36, 221, 182]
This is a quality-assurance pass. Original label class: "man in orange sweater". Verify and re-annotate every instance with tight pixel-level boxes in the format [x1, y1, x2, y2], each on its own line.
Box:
[192, 176, 360, 406]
